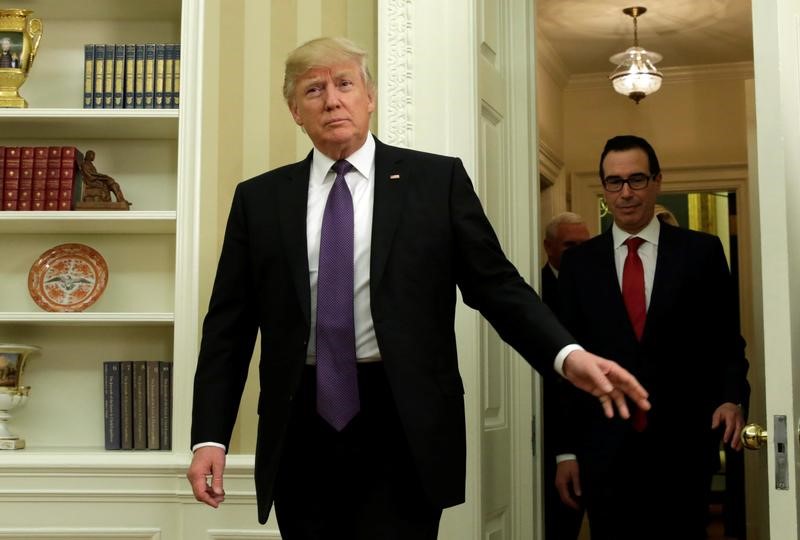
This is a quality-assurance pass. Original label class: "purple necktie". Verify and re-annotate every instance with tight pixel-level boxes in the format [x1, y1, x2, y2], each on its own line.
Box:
[316, 159, 360, 431]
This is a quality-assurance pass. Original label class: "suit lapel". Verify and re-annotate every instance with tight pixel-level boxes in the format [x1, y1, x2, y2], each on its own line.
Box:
[370, 138, 410, 293]
[644, 223, 680, 342]
[594, 230, 639, 341]
[278, 153, 313, 325]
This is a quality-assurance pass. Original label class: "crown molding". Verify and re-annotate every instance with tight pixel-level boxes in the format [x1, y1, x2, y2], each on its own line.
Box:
[538, 140, 564, 184]
[566, 61, 755, 92]
[535, 33, 570, 89]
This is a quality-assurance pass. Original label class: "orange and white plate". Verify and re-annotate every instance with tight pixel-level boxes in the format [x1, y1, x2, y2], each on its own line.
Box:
[28, 243, 109, 312]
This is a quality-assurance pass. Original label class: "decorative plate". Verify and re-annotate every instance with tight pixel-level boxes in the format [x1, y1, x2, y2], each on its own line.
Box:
[28, 243, 109, 312]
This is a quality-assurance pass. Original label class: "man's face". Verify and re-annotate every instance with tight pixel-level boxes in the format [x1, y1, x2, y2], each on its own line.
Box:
[544, 222, 591, 270]
[1, 40, 10, 53]
[289, 61, 375, 160]
[602, 148, 661, 234]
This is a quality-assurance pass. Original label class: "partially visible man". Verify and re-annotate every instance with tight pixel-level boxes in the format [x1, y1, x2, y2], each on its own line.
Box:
[540, 211, 590, 540]
[554, 135, 749, 540]
[541, 212, 591, 311]
[186, 38, 650, 540]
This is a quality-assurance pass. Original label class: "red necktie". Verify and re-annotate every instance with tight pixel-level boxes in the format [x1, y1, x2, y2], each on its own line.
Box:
[622, 236, 647, 431]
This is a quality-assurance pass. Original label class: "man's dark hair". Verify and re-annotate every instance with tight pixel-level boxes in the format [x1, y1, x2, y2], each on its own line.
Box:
[598, 135, 661, 180]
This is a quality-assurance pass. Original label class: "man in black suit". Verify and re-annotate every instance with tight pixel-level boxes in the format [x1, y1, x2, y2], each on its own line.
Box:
[540, 212, 590, 540]
[541, 212, 591, 311]
[554, 135, 749, 540]
[186, 38, 650, 540]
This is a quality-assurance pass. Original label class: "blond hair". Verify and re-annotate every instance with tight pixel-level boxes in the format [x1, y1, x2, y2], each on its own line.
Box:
[283, 37, 373, 104]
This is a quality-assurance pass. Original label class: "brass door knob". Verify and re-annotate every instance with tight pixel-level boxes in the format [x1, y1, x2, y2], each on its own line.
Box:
[741, 423, 768, 450]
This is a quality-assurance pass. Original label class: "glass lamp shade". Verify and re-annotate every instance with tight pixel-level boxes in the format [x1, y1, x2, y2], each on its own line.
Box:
[609, 46, 663, 103]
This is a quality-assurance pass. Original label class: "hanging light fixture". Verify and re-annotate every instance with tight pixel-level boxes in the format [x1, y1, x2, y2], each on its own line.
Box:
[609, 6, 663, 104]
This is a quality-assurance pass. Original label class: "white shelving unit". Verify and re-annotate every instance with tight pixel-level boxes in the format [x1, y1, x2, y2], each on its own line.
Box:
[0, 1, 228, 537]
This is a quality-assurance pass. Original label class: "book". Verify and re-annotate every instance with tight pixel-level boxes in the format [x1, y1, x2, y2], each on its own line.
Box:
[146, 361, 160, 450]
[113, 44, 125, 108]
[17, 147, 33, 210]
[159, 362, 172, 450]
[31, 147, 47, 210]
[132, 361, 147, 450]
[44, 146, 61, 211]
[93, 44, 105, 108]
[103, 362, 122, 450]
[104, 43, 115, 108]
[154, 43, 165, 109]
[124, 44, 135, 108]
[172, 43, 180, 108]
[3, 147, 21, 211]
[163, 44, 175, 109]
[144, 43, 156, 108]
[120, 361, 133, 450]
[83, 44, 94, 109]
[134, 44, 145, 108]
[58, 146, 80, 210]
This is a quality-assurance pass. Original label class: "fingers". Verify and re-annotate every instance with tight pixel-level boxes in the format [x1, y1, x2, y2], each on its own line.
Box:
[731, 417, 745, 451]
[605, 363, 650, 411]
[555, 462, 581, 510]
[187, 447, 226, 509]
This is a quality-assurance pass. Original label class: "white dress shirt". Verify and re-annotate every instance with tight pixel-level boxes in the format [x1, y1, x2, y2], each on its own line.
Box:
[305, 135, 380, 363]
[611, 216, 660, 309]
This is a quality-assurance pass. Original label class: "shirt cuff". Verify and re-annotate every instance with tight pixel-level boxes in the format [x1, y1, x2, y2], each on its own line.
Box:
[192, 441, 227, 453]
[553, 344, 584, 377]
[556, 453, 577, 464]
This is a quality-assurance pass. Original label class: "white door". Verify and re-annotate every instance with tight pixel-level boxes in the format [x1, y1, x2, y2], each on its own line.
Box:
[747, 0, 800, 538]
[377, 0, 539, 538]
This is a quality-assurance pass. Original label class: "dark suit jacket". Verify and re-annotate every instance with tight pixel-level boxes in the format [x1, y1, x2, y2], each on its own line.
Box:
[541, 263, 558, 311]
[556, 223, 749, 472]
[191, 137, 574, 524]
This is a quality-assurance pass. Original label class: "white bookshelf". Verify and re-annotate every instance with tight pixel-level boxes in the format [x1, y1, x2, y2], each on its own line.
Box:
[0, 0, 211, 523]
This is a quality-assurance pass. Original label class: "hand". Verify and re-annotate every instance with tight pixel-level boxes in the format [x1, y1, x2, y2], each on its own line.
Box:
[562, 349, 650, 419]
[712, 402, 745, 451]
[187, 446, 227, 508]
[555, 459, 582, 510]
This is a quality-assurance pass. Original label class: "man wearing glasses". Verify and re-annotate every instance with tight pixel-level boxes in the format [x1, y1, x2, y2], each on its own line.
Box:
[552, 135, 750, 539]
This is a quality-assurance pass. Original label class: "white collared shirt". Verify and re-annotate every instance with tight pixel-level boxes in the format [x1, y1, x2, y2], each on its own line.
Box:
[305, 134, 380, 363]
[611, 216, 660, 309]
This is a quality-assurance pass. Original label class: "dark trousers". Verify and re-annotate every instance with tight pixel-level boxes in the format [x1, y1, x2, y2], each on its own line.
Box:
[273, 364, 442, 540]
[542, 383, 584, 540]
[582, 428, 713, 540]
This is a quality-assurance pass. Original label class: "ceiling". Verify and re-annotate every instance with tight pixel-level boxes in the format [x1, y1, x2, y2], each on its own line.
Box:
[536, 0, 753, 75]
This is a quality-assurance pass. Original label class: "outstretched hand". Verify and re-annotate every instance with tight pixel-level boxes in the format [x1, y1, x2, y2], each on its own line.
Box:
[562, 349, 650, 419]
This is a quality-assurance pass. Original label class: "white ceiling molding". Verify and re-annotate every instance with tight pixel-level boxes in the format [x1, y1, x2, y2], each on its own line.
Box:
[535, 33, 570, 89]
[538, 140, 564, 186]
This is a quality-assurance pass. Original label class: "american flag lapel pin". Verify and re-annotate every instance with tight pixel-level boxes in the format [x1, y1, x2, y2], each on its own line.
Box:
[389, 173, 400, 180]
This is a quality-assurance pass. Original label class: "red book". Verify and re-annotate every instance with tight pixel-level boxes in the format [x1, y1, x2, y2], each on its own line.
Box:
[32, 147, 47, 210]
[17, 147, 34, 210]
[44, 146, 61, 211]
[59, 146, 79, 210]
[3, 147, 21, 211]
[0, 146, 5, 211]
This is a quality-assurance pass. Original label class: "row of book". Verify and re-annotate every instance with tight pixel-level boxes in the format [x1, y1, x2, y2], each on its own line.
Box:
[0, 146, 82, 211]
[103, 361, 172, 451]
[84, 43, 181, 110]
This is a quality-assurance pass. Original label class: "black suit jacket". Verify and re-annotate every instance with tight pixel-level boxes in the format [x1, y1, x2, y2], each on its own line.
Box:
[556, 223, 749, 468]
[191, 137, 574, 523]
[541, 263, 558, 311]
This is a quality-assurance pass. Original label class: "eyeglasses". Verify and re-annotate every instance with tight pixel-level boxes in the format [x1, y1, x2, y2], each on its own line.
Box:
[602, 173, 653, 192]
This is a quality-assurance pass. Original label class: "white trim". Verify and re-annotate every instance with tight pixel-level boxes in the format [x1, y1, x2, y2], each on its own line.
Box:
[535, 33, 569, 89]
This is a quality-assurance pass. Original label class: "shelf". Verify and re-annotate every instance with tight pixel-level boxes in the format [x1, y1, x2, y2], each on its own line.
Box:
[0, 312, 174, 326]
[0, 109, 179, 140]
[0, 450, 254, 471]
[0, 211, 177, 234]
